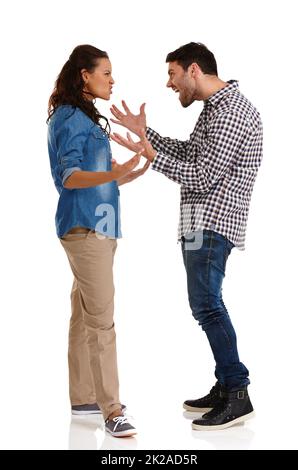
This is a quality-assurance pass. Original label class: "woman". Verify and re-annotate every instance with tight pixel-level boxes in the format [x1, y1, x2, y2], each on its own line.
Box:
[47, 44, 149, 438]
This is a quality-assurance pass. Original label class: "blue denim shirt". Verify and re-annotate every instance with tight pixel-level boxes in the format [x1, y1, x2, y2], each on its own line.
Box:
[47, 105, 121, 239]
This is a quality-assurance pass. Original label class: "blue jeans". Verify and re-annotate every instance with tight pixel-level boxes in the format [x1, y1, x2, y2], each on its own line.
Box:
[181, 229, 249, 390]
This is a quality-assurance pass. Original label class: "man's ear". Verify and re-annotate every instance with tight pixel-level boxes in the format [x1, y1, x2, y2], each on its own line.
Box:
[190, 63, 202, 78]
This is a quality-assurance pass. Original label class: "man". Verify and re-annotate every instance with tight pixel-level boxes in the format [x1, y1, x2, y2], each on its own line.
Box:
[110, 42, 263, 431]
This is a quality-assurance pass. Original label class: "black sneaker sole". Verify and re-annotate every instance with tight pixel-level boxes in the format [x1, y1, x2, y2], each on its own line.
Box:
[192, 410, 255, 431]
[183, 403, 213, 413]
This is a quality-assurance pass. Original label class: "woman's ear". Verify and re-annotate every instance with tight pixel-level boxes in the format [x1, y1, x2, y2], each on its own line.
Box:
[81, 69, 88, 84]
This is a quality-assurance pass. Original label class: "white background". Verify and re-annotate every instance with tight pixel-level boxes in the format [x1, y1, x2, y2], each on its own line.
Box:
[0, 0, 297, 450]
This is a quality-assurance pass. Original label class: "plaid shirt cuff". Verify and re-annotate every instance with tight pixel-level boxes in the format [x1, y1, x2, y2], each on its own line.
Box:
[146, 127, 169, 169]
[151, 151, 167, 172]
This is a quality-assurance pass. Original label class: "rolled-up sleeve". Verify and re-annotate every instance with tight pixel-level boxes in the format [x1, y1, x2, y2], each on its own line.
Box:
[146, 127, 189, 161]
[55, 110, 90, 186]
[151, 111, 250, 193]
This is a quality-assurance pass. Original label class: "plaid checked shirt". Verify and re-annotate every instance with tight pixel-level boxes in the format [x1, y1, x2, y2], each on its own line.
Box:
[146, 80, 263, 250]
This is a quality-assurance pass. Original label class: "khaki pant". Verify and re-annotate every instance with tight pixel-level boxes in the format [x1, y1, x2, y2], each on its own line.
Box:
[59, 228, 121, 420]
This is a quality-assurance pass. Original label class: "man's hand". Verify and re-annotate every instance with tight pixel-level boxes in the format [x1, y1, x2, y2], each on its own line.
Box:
[111, 129, 157, 163]
[110, 100, 146, 137]
[112, 158, 150, 186]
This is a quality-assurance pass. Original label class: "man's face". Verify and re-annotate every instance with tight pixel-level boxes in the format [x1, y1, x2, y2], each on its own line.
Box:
[166, 61, 196, 108]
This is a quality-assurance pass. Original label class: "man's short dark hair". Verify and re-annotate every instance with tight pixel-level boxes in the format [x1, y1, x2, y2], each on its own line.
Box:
[166, 42, 218, 76]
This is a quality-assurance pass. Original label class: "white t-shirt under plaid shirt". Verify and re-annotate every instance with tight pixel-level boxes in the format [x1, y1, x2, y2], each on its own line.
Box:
[146, 80, 263, 250]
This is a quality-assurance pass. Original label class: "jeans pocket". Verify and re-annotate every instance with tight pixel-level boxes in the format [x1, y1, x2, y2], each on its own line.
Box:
[223, 239, 234, 269]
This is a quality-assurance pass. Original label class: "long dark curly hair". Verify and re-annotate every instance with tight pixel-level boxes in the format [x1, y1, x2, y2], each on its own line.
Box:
[47, 44, 111, 136]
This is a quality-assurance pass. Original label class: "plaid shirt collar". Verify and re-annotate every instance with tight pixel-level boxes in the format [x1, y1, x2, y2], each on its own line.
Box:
[205, 79, 239, 107]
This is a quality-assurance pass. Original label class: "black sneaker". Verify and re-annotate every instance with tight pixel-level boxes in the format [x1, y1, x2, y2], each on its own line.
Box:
[192, 388, 255, 430]
[71, 403, 127, 416]
[183, 382, 223, 412]
[105, 415, 137, 438]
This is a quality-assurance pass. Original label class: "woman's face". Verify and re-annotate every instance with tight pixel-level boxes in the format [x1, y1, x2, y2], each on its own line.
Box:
[81, 58, 114, 101]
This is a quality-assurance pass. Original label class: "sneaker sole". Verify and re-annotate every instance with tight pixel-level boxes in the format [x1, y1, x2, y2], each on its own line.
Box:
[183, 404, 213, 413]
[192, 411, 255, 431]
[72, 409, 102, 415]
[105, 428, 137, 438]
